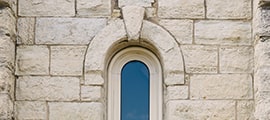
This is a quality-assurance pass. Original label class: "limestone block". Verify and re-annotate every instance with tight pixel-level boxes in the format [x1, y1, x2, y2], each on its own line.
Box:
[254, 68, 270, 92]
[159, 20, 193, 44]
[0, 68, 14, 96]
[195, 20, 252, 45]
[15, 101, 47, 120]
[77, 0, 111, 17]
[0, 94, 12, 119]
[0, 37, 15, 71]
[0, 7, 16, 36]
[15, 46, 49, 75]
[259, 8, 270, 36]
[166, 100, 235, 120]
[158, 0, 204, 18]
[207, 0, 252, 19]
[166, 86, 188, 100]
[255, 91, 270, 120]
[1, 0, 17, 15]
[51, 46, 87, 75]
[237, 101, 255, 120]
[122, 6, 145, 40]
[119, 0, 153, 8]
[49, 102, 103, 120]
[85, 72, 104, 85]
[18, 0, 75, 16]
[182, 45, 218, 73]
[36, 18, 106, 44]
[81, 86, 102, 101]
[17, 17, 35, 44]
[220, 46, 253, 73]
[190, 74, 253, 99]
[16, 76, 80, 101]
[164, 73, 184, 85]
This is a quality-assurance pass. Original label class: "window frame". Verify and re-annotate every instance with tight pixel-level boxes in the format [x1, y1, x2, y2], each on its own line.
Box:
[107, 47, 163, 120]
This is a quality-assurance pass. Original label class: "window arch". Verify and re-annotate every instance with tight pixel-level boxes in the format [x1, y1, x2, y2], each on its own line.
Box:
[108, 47, 162, 120]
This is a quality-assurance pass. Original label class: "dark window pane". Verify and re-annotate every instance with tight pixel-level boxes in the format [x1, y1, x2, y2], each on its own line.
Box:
[121, 61, 149, 120]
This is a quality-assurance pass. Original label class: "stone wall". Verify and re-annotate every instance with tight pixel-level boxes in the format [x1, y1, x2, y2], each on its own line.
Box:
[0, 0, 268, 119]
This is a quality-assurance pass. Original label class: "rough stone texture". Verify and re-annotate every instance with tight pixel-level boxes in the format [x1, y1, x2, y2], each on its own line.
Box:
[51, 46, 87, 75]
[195, 20, 252, 45]
[18, 0, 75, 16]
[159, 20, 193, 44]
[49, 102, 103, 120]
[182, 45, 218, 73]
[0, 68, 15, 97]
[158, 0, 205, 18]
[36, 18, 107, 44]
[119, 0, 153, 8]
[190, 74, 253, 99]
[220, 46, 253, 73]
[0, 94, 13, 119]
[122, 6, 145, 40]
[17, 17, 35, 44]
[15, 101, 47, 120]
[85, 72, 104, 85]
[77, 0, 111, 17]
[166, 86, 188, 100]
[16, 76, 80, 101]
[237, 100, 255, 120]
[254, 8, 270, 36]
[81, 86, 102, 101]
[164, 73, 185, 85]
[0, 7, 16, 37]
[166, 100, 235, 120]
[16, 46, 49, 75]
[254, 91, 270, 120]
[207, 0, 252, 19]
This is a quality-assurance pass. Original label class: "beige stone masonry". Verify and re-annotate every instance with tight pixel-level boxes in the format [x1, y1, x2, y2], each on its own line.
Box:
[51, 46, 87, 75]
[220, 46, 254, 73]
[166, 86, 188, 100]
[15, 101, 47, 120]
[85, 72, 105, 85]
[0, 68, 15, 95]
[17, 17, 35, 44]
[0, 94, 13, 119]
[182, 45, 218, 73]
[164, 72, 185, 85]
[49, 102, 103, 120]
[207, 0, 252, 19]
[19, 0, 75, 16]
[195, 20, 252, 45]
[158, 0, 204, 18]
[81, 86, 103, 101]
[237, 100, 255, 120]
[0, 36, 15, 72]
[159, 20, 193, 44]
[77, 0, 111, 17]
[16, 46, 49, 75]
[166, 100, 235, 120]
[36, 18, 107, 44]
[119, 0, 153, 8]
[16, 76, 80, 101]
[190, 74, 253, 99]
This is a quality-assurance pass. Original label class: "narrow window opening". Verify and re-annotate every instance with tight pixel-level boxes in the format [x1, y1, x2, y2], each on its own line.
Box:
[121, 61, 150, 120]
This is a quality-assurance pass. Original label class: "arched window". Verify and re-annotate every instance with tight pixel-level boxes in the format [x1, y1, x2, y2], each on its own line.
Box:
[108, 47, 162, 120]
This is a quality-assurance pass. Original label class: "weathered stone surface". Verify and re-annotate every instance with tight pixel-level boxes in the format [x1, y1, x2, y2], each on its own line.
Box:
[195, 20, 252, 45]
[0, 94, 13, 119]
[15, 101, 47, 120]
[0, 68, 14, 96]
[164, 73, 184, 85]
[49, 102, 103, 120]
[166, 86, 188, 100]
[0, 37, 15, 71]
[0, 7, 16, 36]
[36, 18, 107, 44]
[16, 76, 80, 101]
[51, 46, 87, 75]
[166, 100, 235, 120]
[18, 0, 75, 16]
[85, 72, 104, 85]
[122, 6, 145, 40]
[119, 0, 153, 7]
[77, 0, 111, 17]
[15, 46, 49, 75]
[190, 74, 253, 99]
[182, 45, 218, 73]
[254, 91, 270, 120]
[220, 46, 253, 73]
[258, 8, 270, 36]
[81, 86, 102, 101]
[158, 0, 204, 18]
[17, 17, 35, 44]
[207, 0, 252, 19]
[237, 100, 255, 120]
[159, 20, 193, 44]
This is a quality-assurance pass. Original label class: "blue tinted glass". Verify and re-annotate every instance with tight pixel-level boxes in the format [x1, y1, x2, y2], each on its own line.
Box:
[121, 61, 149, 120]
